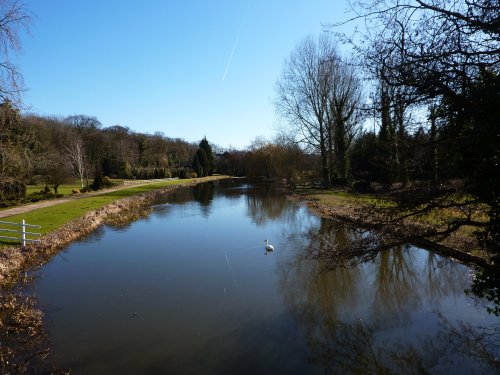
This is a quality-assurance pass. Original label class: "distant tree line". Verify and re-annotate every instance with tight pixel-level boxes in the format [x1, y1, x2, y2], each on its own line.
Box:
[0, 107, 219, 202]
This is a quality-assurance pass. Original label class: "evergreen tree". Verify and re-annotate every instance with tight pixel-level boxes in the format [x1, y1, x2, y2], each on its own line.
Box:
[199, 137, 214, 175]
[196, 148, 209, 177]
[91, 173, 103, 191]
[192, 153, 202, 178]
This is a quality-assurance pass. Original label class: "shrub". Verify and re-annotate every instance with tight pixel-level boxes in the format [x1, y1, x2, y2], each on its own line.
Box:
[0, 200, 15, 208]
[102, 176, 113, 189]
[179, 168, 190, 179]
[0, 179, 26, 201]
[23, 190, 56, 203]
[120, 161, 132, 179]
[157, 168, 169, 178]
[190, 172, 197, 178]
[91, 174, 103, 191]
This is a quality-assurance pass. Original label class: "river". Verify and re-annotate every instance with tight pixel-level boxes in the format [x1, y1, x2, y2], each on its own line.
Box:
[32, 180, 499, 374]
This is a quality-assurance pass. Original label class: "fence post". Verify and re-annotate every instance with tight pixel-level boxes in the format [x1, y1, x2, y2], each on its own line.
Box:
[22, 218, 26, 247]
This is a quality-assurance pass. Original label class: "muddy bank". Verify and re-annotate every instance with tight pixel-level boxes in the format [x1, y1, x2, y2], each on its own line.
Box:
[0, 176, 227, 374]
[288, 192, 492, 269]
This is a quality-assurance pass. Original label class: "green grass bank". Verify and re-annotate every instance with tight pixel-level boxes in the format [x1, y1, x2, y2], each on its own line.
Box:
[2, 178, 224, 240]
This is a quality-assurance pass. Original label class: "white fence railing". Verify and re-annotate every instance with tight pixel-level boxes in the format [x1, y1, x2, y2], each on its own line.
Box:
[0, 219, 41, 246]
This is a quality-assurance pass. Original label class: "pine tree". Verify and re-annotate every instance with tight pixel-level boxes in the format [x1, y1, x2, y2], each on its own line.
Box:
[199, 137, 214, 175]
[192, 153, 202, 178]
[196, 148, 209, 177]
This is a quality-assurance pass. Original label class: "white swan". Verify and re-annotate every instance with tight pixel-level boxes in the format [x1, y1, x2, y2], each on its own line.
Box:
[265, 239, 274, 251]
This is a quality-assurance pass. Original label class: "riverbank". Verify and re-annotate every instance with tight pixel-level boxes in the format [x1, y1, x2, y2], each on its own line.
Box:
[0, 175, 228, 373]
[288, 187, 492, 268]
[0, 178, 187, 219]
[0, 176, 229, 285]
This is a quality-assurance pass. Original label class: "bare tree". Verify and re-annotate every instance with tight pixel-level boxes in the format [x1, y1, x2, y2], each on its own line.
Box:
[276, 35, 339, 188]
[40, 152, 72, 194]
[338, 0, 499, 101]
[65, 137, 86, 188]
[330, 0, 500, 261]
[326, 57, 364, 183]
[275, 34, 363, 187]
[65, 114, 102, 135]
[0, 0, 31, 104]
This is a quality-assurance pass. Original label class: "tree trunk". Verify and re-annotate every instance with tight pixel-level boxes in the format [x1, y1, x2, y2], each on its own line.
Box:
[429, 107, 438, 186]
[327, 121, 334, 184]
[320, 125, 330, 189]
[395, 96, 408, 186]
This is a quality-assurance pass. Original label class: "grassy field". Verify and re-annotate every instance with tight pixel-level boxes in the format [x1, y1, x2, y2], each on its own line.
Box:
[0, 177, 222, 246]
[25, 179, 127, 195]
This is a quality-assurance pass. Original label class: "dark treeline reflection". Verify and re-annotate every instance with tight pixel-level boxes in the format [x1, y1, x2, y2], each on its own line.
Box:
[245, 185, 298, 226]
[304, 316, 500, 375]
[152, 181, 301, 225]
[276, 217, 499, 374]
[151, 182, 219, 218]
[216, 180, 248, 200]
[157, 186, 195, 206]
[193, 182, 215, 217]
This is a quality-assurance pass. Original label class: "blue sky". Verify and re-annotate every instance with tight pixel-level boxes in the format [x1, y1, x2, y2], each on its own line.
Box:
[17, 1, 353, 149]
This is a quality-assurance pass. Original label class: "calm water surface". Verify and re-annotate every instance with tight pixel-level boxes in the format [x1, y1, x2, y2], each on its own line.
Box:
[33, 181, 499, 374]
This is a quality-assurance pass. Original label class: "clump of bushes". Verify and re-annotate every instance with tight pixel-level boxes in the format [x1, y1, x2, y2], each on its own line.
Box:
[102, 176, 113, 189]
[91, 175, 114, 191]
[129, 167, 172, 180]
[26, 187, 63, 201]
[0, 179, 26, 201]
[0, 185, 64, 207]
[179, 168, 190, 179]
[91, 174, 103, 191]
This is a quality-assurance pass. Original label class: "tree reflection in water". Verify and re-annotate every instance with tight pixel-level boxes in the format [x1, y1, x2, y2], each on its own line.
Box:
[245, 185, 299, 226]
[193, 182, 215, 217]
[306, 316, 500, 374]
[277, 217, 500, 374]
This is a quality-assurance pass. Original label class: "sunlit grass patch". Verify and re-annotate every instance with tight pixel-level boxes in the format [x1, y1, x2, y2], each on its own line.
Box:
[0, 177, 221, 245]
[26, 183, 78, 196]
[296, 187, 394, 209]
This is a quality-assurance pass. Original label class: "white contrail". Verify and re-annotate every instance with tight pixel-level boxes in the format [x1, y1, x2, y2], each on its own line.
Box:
[222, 24, 242, 82]
[224, 251, 238, 287]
